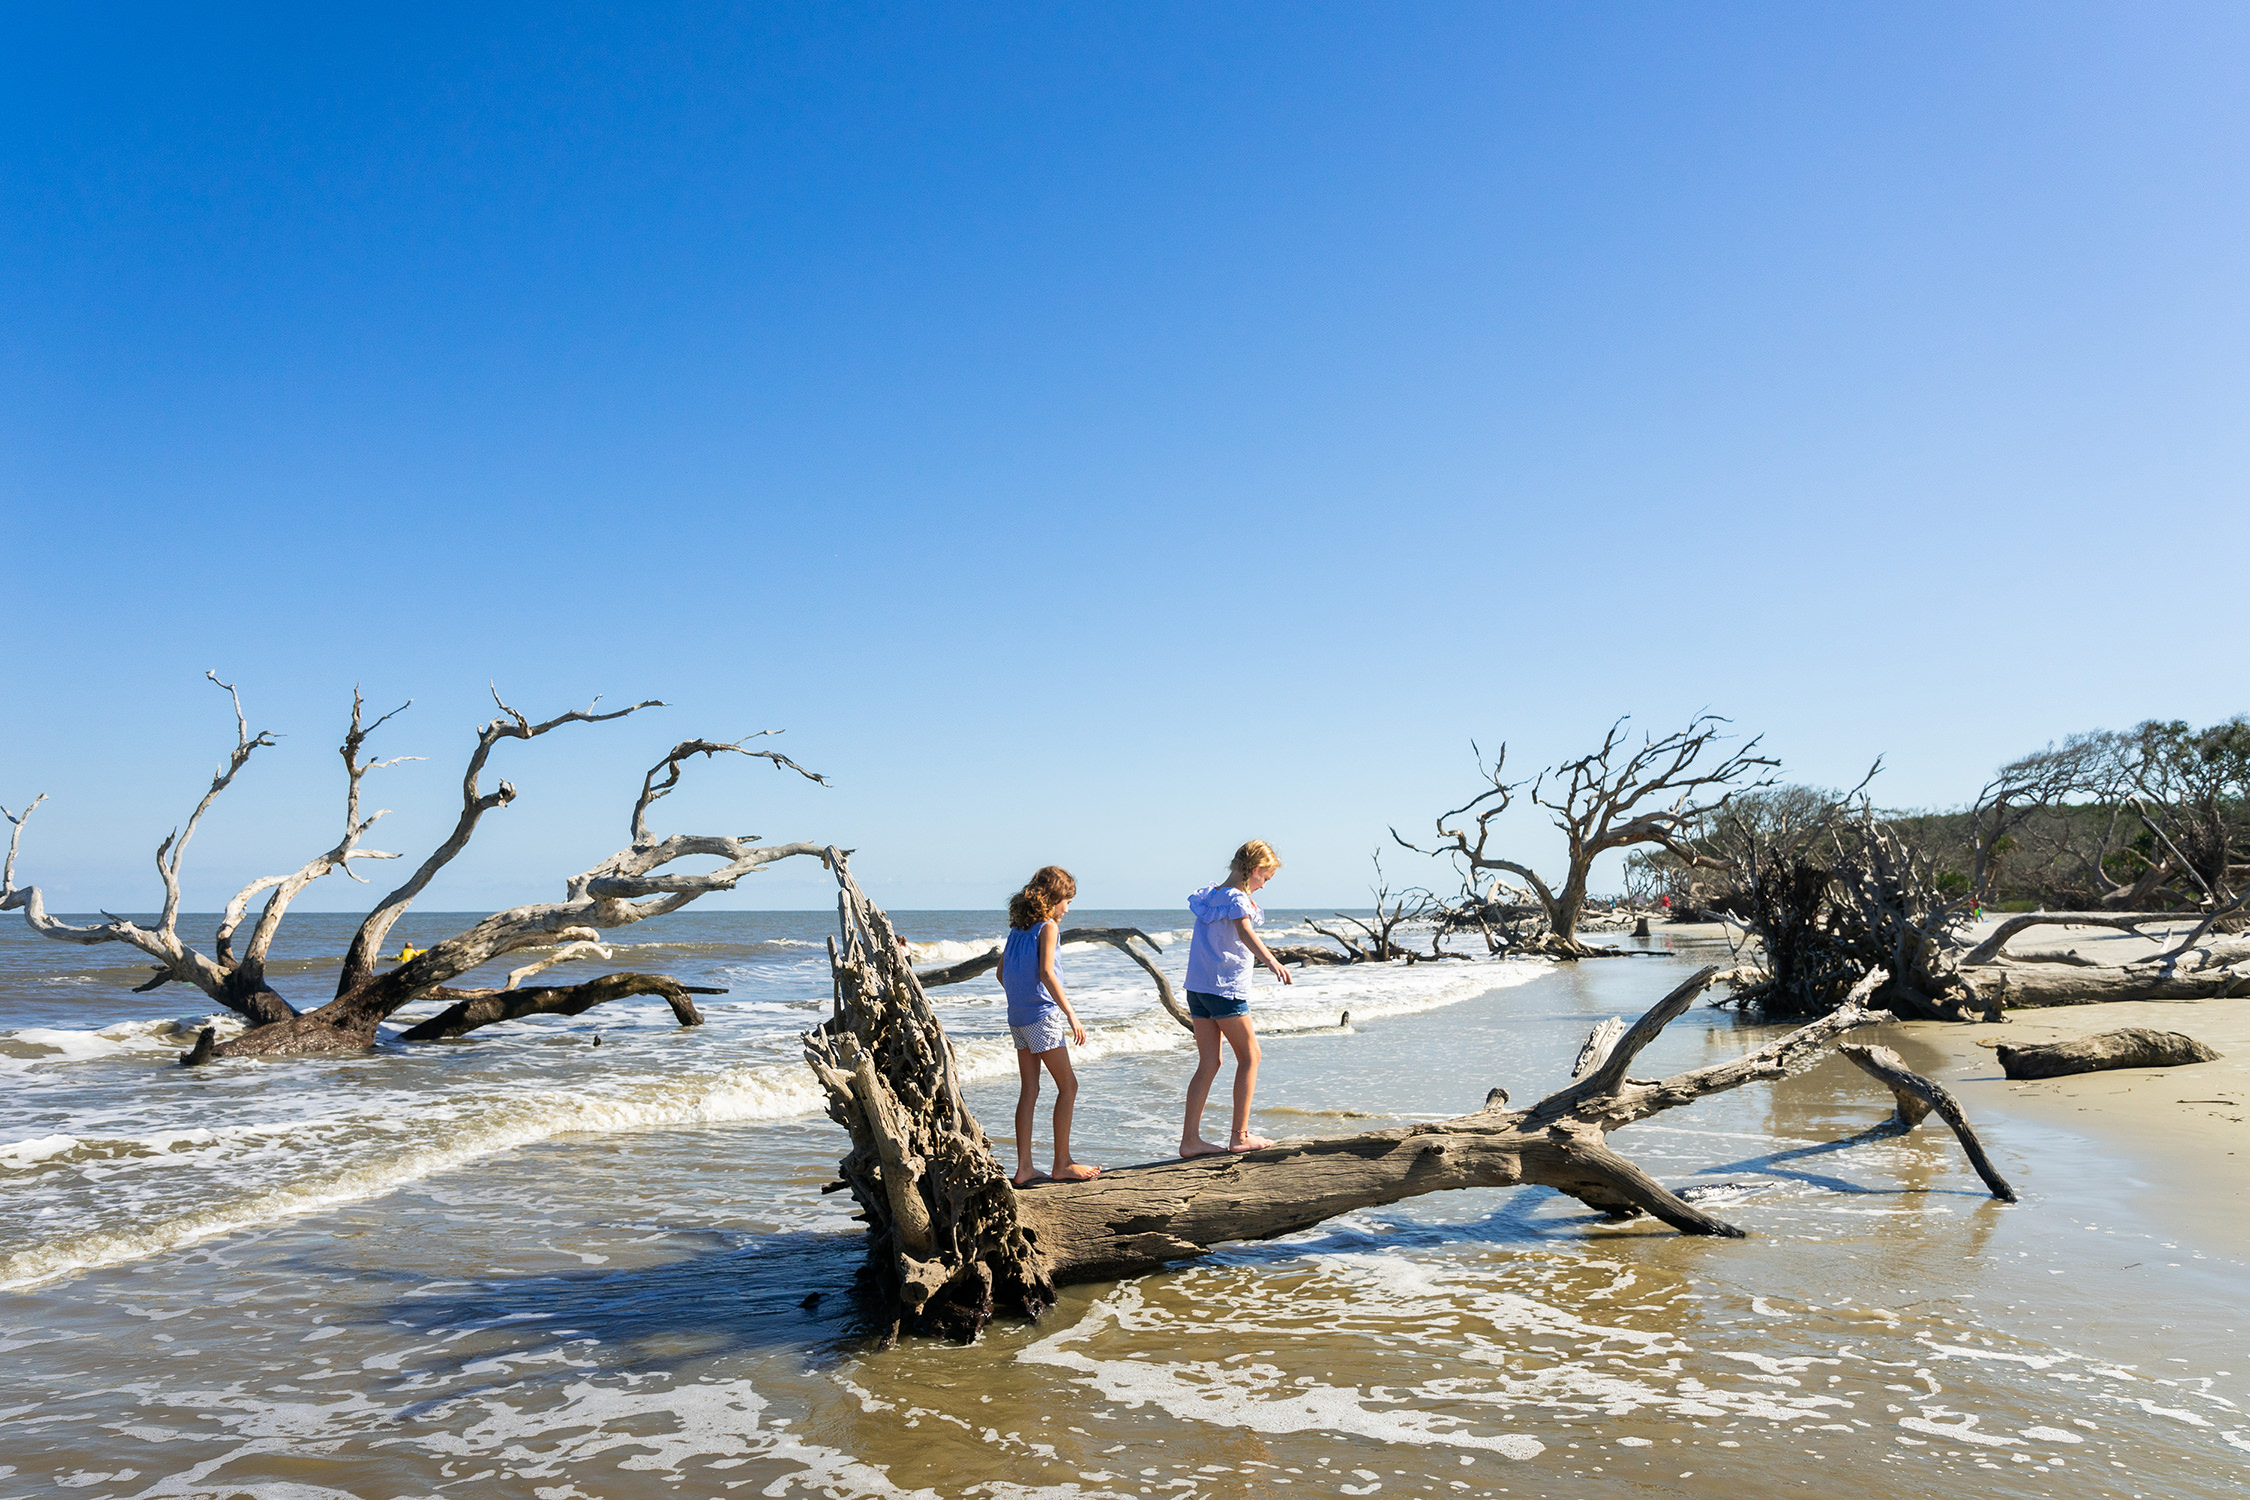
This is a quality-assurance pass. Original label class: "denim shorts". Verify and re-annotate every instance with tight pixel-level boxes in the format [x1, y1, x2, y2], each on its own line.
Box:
[1185, 989, 1250, 1021]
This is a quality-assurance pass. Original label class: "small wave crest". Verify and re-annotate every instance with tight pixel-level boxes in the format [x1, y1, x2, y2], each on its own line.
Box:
[0, 1056, 829, 1291]
[1, 1014, 246, 1065]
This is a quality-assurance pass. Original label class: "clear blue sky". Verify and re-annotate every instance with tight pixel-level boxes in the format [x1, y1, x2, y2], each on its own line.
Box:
[4, 4, 2246, 914]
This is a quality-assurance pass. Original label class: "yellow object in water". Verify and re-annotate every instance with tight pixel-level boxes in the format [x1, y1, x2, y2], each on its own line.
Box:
[395, 944, 425, 962]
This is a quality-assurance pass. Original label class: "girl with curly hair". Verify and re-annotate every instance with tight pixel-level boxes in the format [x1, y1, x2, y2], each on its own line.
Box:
[998, 865, 1101, 1186]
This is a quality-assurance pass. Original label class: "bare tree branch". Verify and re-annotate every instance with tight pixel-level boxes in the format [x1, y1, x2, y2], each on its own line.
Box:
[336, 689, 664, 996]
[631, 733, 828, 845]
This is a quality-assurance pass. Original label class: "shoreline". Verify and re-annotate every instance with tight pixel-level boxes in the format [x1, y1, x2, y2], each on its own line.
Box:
[1895, 995, 2250, 1260]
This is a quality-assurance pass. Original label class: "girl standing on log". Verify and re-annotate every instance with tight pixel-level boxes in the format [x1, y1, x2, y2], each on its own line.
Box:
[999, 865, 1101, 1187]
[1180, 840, 1294, 1158]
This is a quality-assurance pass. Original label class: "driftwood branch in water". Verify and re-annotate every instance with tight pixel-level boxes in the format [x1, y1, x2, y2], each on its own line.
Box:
[397, 972, 727, 1041]
[916, 927, 1194, 1032]
[807, 867, 2022, 1343]
[1836, 1043, 2016, 1201]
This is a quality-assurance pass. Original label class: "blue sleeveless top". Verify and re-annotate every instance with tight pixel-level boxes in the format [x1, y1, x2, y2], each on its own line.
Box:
[1001, 923, 1057, 1026]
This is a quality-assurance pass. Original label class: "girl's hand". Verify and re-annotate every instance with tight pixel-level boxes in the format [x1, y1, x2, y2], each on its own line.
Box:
[1071, 1018, 1088, 1046]
[1269, 959, 1294, 984]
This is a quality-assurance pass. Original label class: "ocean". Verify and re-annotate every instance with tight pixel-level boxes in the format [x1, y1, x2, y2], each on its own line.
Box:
[2, 909, 2244, 1498]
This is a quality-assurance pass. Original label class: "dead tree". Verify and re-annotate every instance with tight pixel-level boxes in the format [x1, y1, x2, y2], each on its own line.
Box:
[804, 863, 2015, 1343]
[2, 675, 829, 1060]
[1398, 715, 1777, 958]
[1305, 849, 1451, 962]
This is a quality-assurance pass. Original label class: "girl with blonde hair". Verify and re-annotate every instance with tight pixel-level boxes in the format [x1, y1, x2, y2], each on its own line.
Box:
[998, 865, 1101, 1186]
[1179, 839, 1293, 1157]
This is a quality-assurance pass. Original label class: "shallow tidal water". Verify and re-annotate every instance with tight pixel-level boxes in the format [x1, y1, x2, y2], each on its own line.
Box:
[3, 911, 2246, 1499]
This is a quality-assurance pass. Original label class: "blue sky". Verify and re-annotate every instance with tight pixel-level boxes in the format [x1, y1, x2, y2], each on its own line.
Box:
[4, 3, 2246, 914]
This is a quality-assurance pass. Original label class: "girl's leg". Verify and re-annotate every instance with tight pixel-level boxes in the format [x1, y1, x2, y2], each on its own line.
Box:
[1013, 1048, 1044, 1186]
[1215, 1015, 1272, 1150]
[1041, 1048, 1100, 1181]
[1180, 1018, 1227, 1156]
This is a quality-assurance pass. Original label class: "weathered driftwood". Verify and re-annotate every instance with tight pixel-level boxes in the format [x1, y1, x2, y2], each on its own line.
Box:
[1836, 1043, 2016, 1201]
[3, 677, 829, 1061]
[916, 928, 1194, 1032]
[1976, 963, 2250, 1008]
[1996, 1028, 2223, 1081]
[1959, 912, 2204, 967]
[1266, 943, 1354, 967]
[808, 853, 1042, 1341]
[396, 972, 725, 1041]
[805, 869, 2020, 1342]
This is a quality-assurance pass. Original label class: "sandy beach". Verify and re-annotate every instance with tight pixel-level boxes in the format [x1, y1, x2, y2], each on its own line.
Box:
[1910, 994, 2250, 1257]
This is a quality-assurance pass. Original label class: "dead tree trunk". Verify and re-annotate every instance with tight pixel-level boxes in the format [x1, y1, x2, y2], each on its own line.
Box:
[1974, 962, 2250, 1006]
[397, 972, 724, 1041]
[806, 866, 2017, 1342]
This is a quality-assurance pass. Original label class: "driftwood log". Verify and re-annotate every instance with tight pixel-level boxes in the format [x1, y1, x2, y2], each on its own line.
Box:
[1996, 1028, 2223, 1081]
[804, 863, 2017, 1343]
[1959, 912, 2210, 967]
[916, 928, 1195, 1031]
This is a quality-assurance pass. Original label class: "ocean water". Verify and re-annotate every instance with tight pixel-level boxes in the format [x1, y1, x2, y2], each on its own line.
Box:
[1, 909, 2244, 1499]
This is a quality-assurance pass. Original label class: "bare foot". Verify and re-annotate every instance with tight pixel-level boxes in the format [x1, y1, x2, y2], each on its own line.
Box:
[1052, 1162, 1102, 1182]
[1011, 1170, 1050, 1188]
[1178, 1137, 1229, 1159]
[1228, 1133, 1277, 1151]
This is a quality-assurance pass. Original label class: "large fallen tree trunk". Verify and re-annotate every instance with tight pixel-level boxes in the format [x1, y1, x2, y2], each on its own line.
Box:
[1973, 960, 2250, 1007]
[1958, 912, 2210, 966]
[804, 863, 2015, 1343]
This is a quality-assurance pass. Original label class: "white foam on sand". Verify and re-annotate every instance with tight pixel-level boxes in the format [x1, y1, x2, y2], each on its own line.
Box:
[89, 1373, 939, 1500]
[1019, 1276, 1548, 1459]
[1017, 1245, 2234, 1468]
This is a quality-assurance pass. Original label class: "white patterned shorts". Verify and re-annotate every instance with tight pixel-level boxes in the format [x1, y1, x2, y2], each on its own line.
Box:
[1010, 1009, 1069, 1053]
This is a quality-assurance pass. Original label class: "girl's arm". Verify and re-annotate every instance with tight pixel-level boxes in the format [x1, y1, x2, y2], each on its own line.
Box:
[1234, 916, 1295, 984]
[1039, 920, 1088, 1044]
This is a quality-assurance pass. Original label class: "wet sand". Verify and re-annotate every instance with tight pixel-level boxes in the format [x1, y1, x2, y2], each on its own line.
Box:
[1912, 996, 2250, 1259]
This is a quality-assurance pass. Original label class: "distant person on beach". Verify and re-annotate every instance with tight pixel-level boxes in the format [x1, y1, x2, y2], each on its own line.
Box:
[999, 865, 1100, 1187]
[1180, 839, 1295, 1158]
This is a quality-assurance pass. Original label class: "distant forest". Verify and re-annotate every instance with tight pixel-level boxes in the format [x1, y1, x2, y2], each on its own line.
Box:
[1635, 714, 2250, 915]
